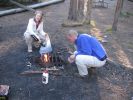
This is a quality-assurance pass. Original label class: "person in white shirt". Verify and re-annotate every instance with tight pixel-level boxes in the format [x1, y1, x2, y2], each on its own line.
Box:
[24, 10, 52, 53]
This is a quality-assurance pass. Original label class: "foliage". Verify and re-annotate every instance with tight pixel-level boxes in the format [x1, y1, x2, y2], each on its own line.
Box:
[105, 27, 113, 34]
[120, 12, 133, 18]
[90, 20, 96, 27]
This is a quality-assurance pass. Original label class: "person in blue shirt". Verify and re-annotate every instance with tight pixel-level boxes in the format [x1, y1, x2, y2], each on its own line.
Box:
[66, 30, 107, 77]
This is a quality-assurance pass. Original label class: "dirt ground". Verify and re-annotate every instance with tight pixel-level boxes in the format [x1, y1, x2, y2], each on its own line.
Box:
[0, 0, 133, 100]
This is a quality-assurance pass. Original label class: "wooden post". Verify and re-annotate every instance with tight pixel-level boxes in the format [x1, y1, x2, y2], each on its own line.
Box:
[63, 0, 92, 27]
[68, 0, 87, 23]
[112, 0, 124, 31]
[68, 0, 78, 21]
[85, 0, 92, 24]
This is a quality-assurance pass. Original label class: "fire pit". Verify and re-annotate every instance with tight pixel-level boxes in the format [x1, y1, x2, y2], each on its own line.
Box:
[34, 46, 70, 69]
[41, 52, 65, 68]
[22, 46, 71, 75]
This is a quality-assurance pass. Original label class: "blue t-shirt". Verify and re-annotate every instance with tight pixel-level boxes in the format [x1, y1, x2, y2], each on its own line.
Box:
[75, 34, 107, 60]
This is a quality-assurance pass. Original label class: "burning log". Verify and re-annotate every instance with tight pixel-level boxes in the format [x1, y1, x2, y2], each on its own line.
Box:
[25, 46, 69, 76]
[41, 53, 50, 64]
[38, 51, 67, 68]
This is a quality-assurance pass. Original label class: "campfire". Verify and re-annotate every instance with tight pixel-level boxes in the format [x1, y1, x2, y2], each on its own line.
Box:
[22, 46, 71, 75]
[35, 47, 70, 69]
[40, 53, 64, 68]
[41, 53, 50, 64]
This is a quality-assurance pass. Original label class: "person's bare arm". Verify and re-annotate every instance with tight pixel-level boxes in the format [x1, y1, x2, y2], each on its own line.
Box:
[68, 54, 75, 63]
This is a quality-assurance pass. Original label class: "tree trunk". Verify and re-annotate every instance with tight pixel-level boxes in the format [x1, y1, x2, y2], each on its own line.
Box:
[68, 0, 92, 23]
[77, 0, 85, 22]
[63, 0, 92, 26]
[85, 0, 92, 24]
[68, 0, 78, 21]
[112, 0, 124, 31]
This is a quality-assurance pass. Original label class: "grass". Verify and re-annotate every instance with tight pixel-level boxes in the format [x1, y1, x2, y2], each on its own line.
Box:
[120, 12, 133, 18]
[104, 27, 113, 34]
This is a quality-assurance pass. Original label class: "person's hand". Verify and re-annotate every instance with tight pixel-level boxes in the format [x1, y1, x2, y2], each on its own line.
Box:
[38, 38, 41, 43]
[68, 50, 73, 55]
[31, 35, 40, 42]
[68, 55, 75, 63]
[44, 33, 50, 41]
[45, 33, 48, 37]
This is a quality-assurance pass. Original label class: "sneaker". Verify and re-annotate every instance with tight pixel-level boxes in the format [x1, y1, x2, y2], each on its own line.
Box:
[28, 49, 32, 53]
[74, 73, 89, 78]
[88, 67, 96, 76]
[74, 73, 90, 82]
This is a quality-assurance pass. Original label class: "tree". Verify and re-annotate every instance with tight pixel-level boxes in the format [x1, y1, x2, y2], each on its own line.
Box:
[63, 0, 92, 26]
[112, 0, 124, 31]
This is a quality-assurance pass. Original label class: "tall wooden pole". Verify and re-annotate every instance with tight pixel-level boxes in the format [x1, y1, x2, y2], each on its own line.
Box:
[112, 0, 124, 31]
[68, 0, 78, 21]
[85, 0, 92, 24]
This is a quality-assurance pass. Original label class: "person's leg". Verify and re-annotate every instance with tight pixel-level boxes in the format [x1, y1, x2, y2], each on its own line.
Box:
[24, 33, 33, 52]
[75, 55, 106, 76]
[87, 57, 106, 76]
[75, 55, 89, 76]
[90, 56, 106, 67]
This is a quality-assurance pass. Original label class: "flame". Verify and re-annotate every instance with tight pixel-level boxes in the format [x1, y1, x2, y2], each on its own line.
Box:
[43, 54, 49, 63]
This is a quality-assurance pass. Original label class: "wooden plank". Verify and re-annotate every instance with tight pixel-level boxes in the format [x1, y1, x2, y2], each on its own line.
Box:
[21, 70, 44, 74]
[21, 67, 61, 75]
[10, 0, 35, 13]
[0, 0, 65, 17]
[20, 70, 62, 76]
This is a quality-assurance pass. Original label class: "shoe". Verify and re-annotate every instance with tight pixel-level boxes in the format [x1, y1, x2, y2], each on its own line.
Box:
[74, 73, 82, 78]
[28, 46, 33, 52]
[91, 67, 96, 73]
[88, 67, 96, 76]
[74, 73, 90, 82]
[28, 49, 32, 53]
[74, 73, 89, 78]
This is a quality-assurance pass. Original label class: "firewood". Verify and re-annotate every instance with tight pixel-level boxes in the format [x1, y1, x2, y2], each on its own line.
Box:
[0, 0, 65, 17]
[20, 70, 61, 76]
[10, 0, 35, 13]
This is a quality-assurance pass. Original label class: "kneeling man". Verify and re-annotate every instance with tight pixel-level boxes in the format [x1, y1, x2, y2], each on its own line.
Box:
[66, 30, 107, 77]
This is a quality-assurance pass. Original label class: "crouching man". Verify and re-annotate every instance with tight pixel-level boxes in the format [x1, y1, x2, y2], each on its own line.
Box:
[24, 10, 52, 53]
[66, 30, 107, 78]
